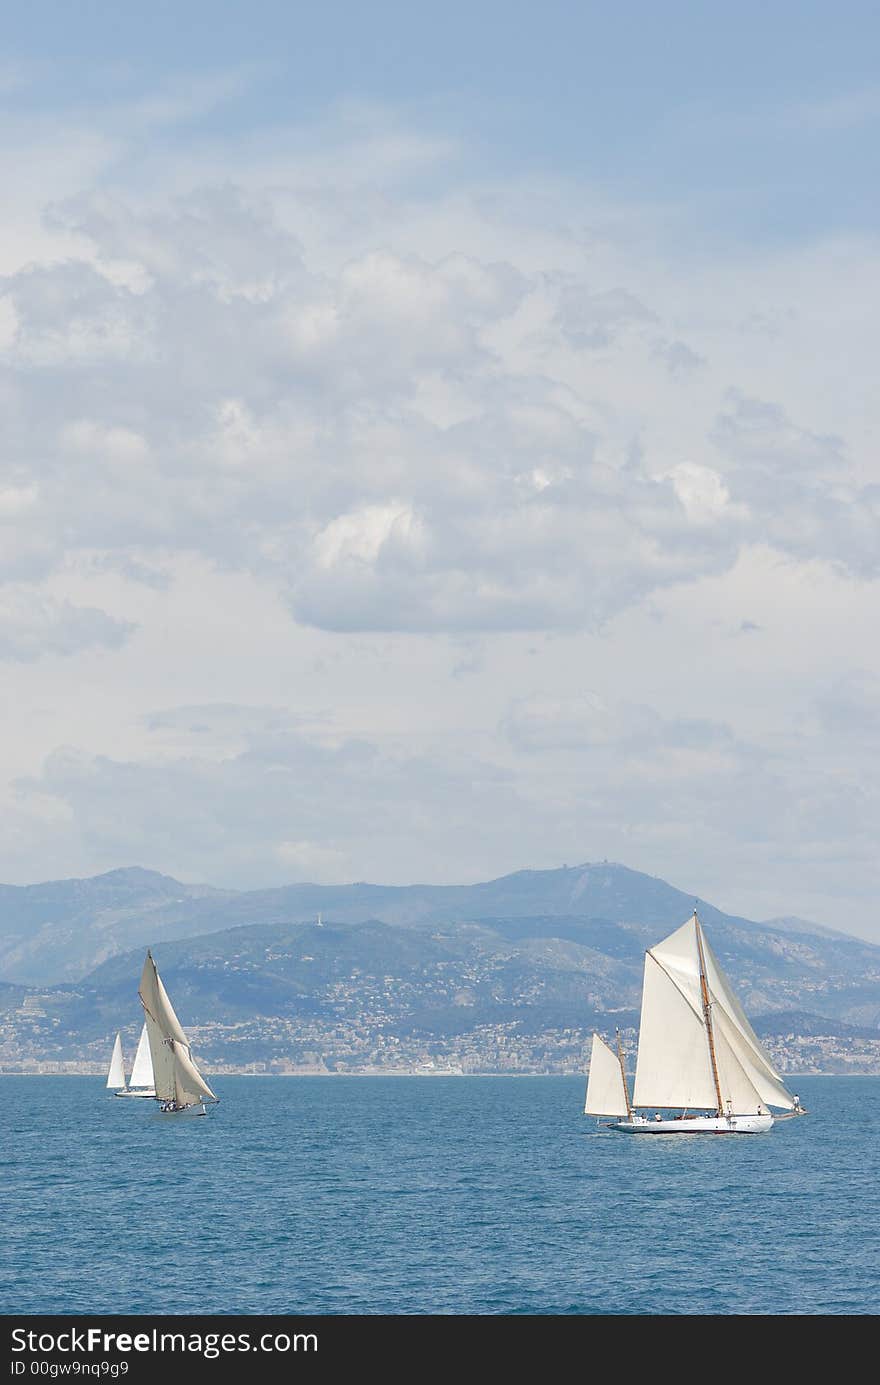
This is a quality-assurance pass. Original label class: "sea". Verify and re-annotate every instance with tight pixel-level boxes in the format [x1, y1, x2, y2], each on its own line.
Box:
[1, 1074, 877, 1316]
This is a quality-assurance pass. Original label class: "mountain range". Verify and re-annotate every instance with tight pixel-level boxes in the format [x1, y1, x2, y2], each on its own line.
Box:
[1, 862, 878, 1072]
[0, 860, 865, 984]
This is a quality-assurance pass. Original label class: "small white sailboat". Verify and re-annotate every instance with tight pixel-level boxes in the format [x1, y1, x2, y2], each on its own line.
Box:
[112, 1023, 157, 1098]
[106, 1032, 126, 1092]
[138, 950, 218, 1117]
[584, 911, 807, 1134]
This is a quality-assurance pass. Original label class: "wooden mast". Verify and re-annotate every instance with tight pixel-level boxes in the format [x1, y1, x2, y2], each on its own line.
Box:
[615, 1028, 633, 1119]
[694, 910, 724, 1116]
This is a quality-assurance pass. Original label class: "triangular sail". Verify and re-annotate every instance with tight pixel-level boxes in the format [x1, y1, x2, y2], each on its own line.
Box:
[138, 950, 216, 1107]
[632, 951, 719, 1109]
[711, 1020, 766, 1114]
[584, 1033, 630, 1116]
[129, 1023, 155, 1091]
[632, 914, 794, 1113]
[700, 929, 795, 1110]
[106, 1032, 126, 1089]
[711, 1005, 795, 1110]
[649, 917, 708, 1019]
[139, 954, 189, 1048]
[142, 1008, 176, 1101]
[172, 1041, 217, 1105]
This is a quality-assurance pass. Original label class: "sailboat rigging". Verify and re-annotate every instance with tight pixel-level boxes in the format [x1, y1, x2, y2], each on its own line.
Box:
[584, 911, 807, 1134]
[138, 950, 218, 1117]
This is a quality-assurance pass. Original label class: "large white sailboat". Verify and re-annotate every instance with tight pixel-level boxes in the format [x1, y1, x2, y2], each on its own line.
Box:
[138, 950, 218, 1117]
[584, 911, 806, 1134]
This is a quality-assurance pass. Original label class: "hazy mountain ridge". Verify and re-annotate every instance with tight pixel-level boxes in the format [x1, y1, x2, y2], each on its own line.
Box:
[0, 860, 870, 988]
[1, 861, 878, 1074]
[80, 906, 879, 1029]
[0, 867, 236, 984]
[1, 863, 878, 1073]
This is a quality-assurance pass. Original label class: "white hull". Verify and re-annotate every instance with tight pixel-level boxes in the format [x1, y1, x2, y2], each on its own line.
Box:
[114, 1089, 157, 1099]
[159, 1101, 207, 1117]
[612, 1113, 774, 1134]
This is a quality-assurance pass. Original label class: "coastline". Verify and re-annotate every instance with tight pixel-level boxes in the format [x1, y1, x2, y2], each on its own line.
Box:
[0, 1067, 873, 1079]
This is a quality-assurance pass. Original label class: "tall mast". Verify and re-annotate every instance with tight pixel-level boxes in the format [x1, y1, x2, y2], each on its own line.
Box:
[694, 910, 723, 1116]
[615, 1028, 633, 1119]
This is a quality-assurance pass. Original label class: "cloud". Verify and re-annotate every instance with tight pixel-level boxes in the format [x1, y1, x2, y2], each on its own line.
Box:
[712, 391, 847, 484]
[554, 284, 656, 349]
[1, 139, 877, 638]
[275, 839, 348, 880]
[813, 671, 880, 739]
[664, 462, 735, 525]
[9, 678, 877, 940]
[13, 727, 521, 888]
[144, 703, 292, 736]
[711, 392, 880, 576]
[3, 260, 155, 367]
[654, 339, 705, 374]
[0, 76, 878, 932]
[502, 694, 735, 756]
[0, 587, 134, 661]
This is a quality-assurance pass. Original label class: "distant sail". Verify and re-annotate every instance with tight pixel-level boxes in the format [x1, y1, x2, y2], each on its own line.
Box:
[129, 1023, 155, 1091]
[584, 1033, 630, 1117]
[106, 1032, 126, 1090]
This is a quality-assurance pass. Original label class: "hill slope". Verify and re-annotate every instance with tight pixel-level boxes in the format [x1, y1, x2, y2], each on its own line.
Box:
[0, 860, 867, 986]
[2, 884, 878, 1074]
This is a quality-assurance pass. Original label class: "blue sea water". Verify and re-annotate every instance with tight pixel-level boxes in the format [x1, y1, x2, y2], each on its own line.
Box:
[0, 1075, 876, 1316]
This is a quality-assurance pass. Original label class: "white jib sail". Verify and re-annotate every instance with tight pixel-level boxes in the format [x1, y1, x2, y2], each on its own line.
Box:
[129, 1023, 155, 1090]
[172, 1041, 217, 1106]
[711, 1020, 767, 1114]
[584, 1033, 629, 1116]
[711, 1006, 794, 1110]
[699, 929, 795, 1110]
[106, 1032, 126, 1089]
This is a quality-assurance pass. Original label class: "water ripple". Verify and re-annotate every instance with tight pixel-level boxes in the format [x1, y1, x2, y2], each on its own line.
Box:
[0, 1075, 876, 1315]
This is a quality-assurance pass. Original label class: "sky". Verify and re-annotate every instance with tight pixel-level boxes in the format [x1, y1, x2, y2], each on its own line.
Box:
[1, 2, 879, 938]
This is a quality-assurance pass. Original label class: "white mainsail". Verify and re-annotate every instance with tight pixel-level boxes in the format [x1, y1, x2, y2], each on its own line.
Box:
[632, 951, 719, 1109]
[138, 950, 217, 1109]
[632, 913, 795, 1114]
[106, 1032, 126, 1090]
[129, 1023, 155, 1092]
[584, 1033, 630, 1116]
[142, 1008, 176, 1101]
